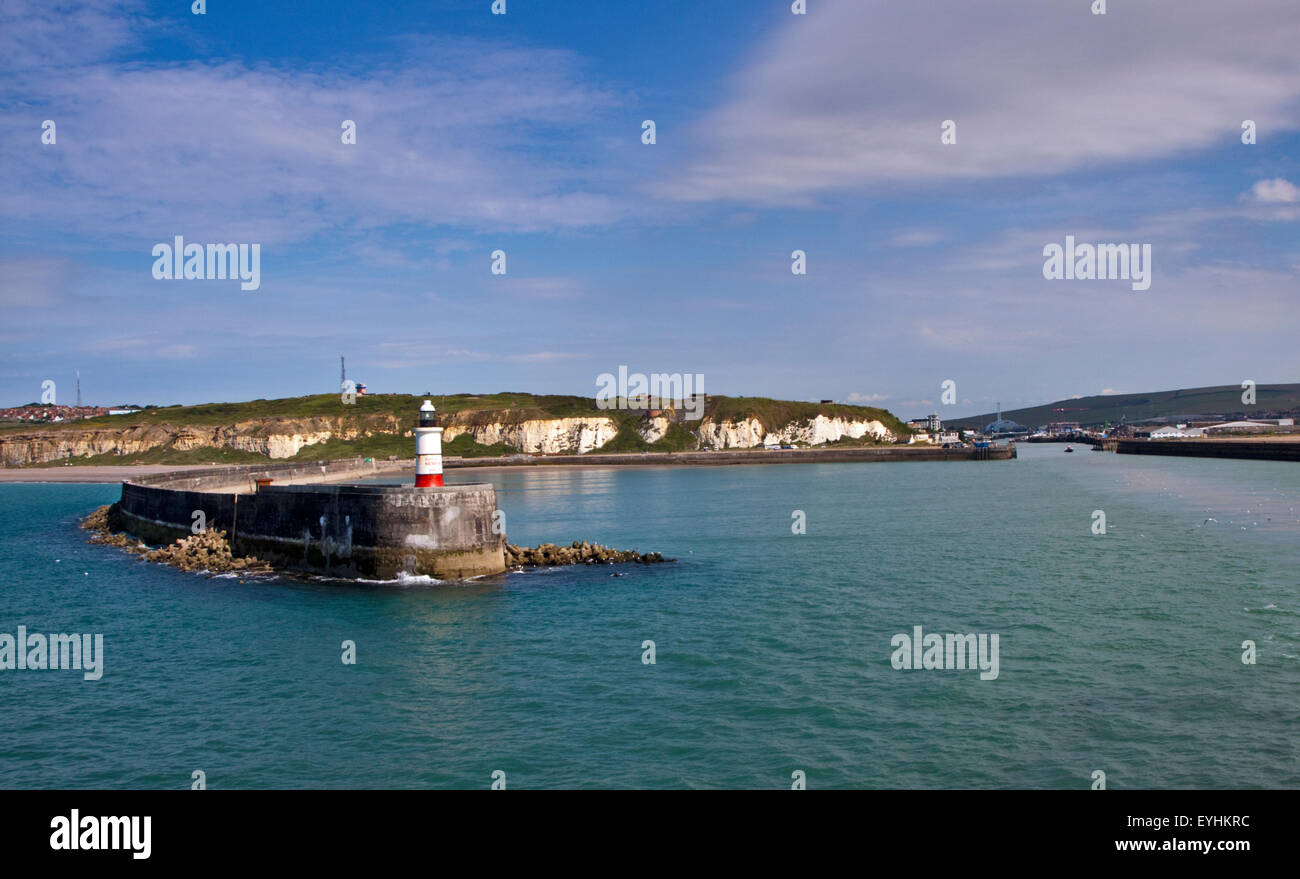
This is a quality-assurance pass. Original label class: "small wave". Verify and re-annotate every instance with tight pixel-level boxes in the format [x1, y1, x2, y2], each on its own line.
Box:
[205, 570, 281, 582]
[348, 571, 447, 586]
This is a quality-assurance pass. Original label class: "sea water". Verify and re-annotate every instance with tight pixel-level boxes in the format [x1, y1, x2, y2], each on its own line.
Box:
[0, 444, 1296, 788]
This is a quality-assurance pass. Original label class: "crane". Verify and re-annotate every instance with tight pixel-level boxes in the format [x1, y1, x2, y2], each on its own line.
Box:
[1048, 406, 1087, 437]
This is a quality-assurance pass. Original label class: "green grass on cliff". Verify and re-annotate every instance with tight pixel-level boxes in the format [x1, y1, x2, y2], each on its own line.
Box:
[4, 392, 910, 434]
[0, 392, 604, 434]
[594, 415, 699, 454]
[7, 391, 912, 465]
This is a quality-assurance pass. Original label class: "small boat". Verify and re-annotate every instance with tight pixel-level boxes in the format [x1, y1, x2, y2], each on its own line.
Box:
[1063, 446, 1074, 453]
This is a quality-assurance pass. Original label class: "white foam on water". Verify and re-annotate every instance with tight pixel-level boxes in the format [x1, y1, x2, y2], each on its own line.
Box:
[347, 570, 447, 586]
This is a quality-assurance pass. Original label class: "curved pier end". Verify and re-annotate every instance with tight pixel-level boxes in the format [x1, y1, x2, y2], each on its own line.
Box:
[116, 479, 506, 581]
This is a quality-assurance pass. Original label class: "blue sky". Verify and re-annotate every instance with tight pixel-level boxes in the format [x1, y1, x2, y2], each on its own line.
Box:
[2, 0, 1298, 419]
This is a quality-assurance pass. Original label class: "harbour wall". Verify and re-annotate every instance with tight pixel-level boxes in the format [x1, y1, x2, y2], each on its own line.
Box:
[1115, 439, 1300, 462]
[444, 445, 1016, 468]
[127, 456, 407, 492]
[115, 463, 505, 580]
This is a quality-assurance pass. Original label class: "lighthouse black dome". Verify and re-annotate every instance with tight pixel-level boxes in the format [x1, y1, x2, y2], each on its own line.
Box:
[418, 402, 438, 427]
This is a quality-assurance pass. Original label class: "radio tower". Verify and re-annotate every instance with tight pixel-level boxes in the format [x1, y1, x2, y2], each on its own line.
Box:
[340, 356, 346, 388]
[76, 370, 81, 407]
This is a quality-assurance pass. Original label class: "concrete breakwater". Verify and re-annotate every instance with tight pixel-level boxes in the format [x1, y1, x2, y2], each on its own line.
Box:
[1115, 439, 1300, 462]
[447, 444, 1016, 469]
[113, 458, 505, 580]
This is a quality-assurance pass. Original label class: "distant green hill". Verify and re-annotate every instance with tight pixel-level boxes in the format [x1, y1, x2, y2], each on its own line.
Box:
[945, 383, 1300, 429]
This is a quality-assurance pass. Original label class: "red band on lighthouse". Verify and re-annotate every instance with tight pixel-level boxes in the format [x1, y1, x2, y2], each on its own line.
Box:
[415, 400, 444, 487]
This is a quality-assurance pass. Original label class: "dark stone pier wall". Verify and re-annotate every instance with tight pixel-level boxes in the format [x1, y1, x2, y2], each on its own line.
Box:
[116, 480, 505, 580]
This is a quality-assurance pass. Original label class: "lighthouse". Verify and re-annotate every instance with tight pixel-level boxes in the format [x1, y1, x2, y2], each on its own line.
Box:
[415, 400, 444, 487]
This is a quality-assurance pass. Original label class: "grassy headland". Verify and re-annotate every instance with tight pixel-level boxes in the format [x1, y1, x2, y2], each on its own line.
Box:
[4, 392, 910, 467]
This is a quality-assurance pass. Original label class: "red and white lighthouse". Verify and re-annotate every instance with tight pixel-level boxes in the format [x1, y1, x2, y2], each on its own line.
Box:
[415, 400, 444, 487]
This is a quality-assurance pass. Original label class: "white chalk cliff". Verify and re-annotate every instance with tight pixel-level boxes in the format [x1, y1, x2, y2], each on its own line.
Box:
[696, 415, 894, 449]
[1, 411, 896, 466]
[443, 417, 620, 455]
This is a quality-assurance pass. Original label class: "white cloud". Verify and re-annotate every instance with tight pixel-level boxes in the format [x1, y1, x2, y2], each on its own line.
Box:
[0, 28, 628, 247]
[657, 0, 1300, 204]
[0, 0, 148, 72]
[889, 229, 945, 248]
[1248, 178, 1300, 204]
[847, 392, 888, 403]
[507, 351, 584, 364]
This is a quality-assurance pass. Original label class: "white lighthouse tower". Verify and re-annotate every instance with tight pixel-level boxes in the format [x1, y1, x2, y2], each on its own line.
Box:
[415, 400, 444, 487]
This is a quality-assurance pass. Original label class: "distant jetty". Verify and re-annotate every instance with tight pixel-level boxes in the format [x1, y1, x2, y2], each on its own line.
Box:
[1115, 438, 1300, 462]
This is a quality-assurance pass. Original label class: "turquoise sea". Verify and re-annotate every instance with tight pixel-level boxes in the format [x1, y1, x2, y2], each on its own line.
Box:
[1, 444, 1297, 789]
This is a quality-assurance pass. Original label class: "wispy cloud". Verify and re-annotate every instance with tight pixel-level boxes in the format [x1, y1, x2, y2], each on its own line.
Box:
[655, 0, 1300, 204]
[84, 336, 197, 360]
[0, 27, 629, 249]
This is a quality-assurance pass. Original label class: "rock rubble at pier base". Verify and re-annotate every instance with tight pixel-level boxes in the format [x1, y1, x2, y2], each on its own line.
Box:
[81, 504, 271, 574]
[504, 541, 672, 568]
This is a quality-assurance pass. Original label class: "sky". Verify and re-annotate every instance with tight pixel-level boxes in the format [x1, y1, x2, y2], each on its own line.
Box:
[1, 0, 1297, 419]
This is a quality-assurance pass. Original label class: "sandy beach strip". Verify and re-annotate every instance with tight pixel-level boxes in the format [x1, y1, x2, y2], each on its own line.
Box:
[0, 465, 226, 484]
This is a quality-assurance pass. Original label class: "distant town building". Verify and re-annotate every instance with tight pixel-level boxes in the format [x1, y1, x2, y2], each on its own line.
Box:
[984, 418, 1028, 436]
[1204, 420, 1276, 434]
[0, 404, 111, 423]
